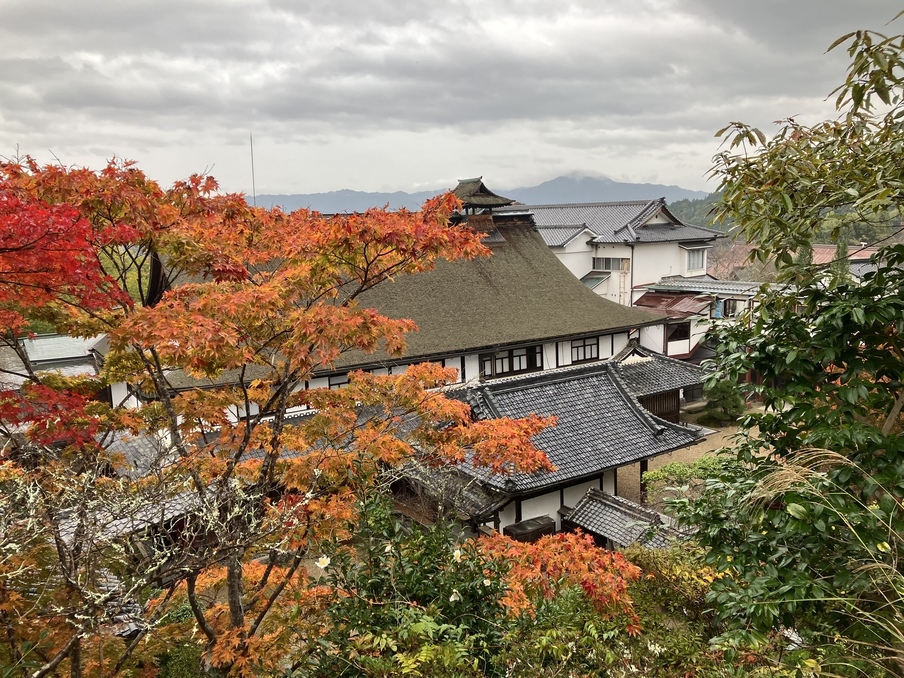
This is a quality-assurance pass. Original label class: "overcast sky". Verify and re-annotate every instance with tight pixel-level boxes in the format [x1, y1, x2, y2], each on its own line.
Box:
[1, 1, 901, 196]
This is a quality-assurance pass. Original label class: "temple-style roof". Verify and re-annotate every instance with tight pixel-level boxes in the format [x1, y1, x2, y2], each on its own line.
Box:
[565, 488, 683, 548]
[446, 362, 701, 495]
[335, 215, 662, 369]
[452, 177, 515, 210]
[610, 342, 705, 397]
[157, 212, 663, 391]
[500, 199, 721, 244]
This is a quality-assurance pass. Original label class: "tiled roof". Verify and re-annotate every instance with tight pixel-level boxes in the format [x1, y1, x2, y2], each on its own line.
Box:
[610, 342, 705, 396]
[535, 224, 593, 247]
[850, 261, 879, 279]
[633, 292, 710, 318]
[0, 338, 100, 391]
[400, 462, 510, 520]
[104, 431, 175, 478]
[448, 362, 701, 494]
[565, 488, 683, 548]
[643, 276, 768, 296]
[500, 199, 721, 244]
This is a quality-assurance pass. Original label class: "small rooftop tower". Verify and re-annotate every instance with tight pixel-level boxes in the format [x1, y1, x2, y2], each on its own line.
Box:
[452, 177, 514, 215]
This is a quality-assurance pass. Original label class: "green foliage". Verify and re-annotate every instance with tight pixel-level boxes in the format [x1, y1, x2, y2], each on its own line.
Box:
[642, 455, 723, 505]
[157, 643, 217, 678]
[677, 14, 904, 676]
[700, 379, 745, 426]
[297, 496, 510, 677]
[668, 192, 732, 230]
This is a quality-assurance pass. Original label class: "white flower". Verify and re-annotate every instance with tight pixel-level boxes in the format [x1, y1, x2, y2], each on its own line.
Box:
[483, 578, 492, 587]
[452, 548, 462, 562]
[384, 543, 393, 553]
[449, 589, 461, 602]
[315, 555, 331, 569]
[647, 641, 665, 657]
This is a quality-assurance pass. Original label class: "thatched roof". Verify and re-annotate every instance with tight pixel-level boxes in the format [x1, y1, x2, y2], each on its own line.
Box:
[159, 212, 663, 390]
[452, 177, 514, 209]
[332, 212, 662, 370]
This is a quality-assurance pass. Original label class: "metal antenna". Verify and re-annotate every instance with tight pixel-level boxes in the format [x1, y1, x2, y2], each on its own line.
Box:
[250, 131, 257, 206]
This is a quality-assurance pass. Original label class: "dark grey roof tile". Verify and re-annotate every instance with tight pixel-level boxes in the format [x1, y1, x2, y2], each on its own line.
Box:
[610, 342, 704, 396]
[565, 488, 683, 547]
[500, 200, 721, 244]
[449, 362, 701, 493]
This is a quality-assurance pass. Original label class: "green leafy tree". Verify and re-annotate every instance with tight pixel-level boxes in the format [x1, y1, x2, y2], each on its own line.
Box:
[674, 16, 904, 676]
[700, 379, 745, 426]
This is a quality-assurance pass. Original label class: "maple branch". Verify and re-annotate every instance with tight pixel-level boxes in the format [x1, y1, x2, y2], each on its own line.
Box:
[186, 573, 218, 647]
[248, 538, 309, 637]
[29, 629, 81, 678]
[882, 390, 904, 435]
[111, 584, 177, 676]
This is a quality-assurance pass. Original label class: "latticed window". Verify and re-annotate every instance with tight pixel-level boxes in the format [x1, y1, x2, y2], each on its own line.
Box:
[570, 337, 599, 363]
[480, 345, 543, 378]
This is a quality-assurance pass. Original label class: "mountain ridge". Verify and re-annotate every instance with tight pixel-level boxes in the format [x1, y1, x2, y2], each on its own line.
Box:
[254, 174, 710, 213]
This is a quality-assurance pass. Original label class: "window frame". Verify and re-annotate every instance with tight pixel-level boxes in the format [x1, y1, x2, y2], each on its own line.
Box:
[592, 256, 629, 272]
[570, 336, 599, 364]
[685, 248, 706, 272]
[667, 322, 691, 342]
[480, 345, 543, 378]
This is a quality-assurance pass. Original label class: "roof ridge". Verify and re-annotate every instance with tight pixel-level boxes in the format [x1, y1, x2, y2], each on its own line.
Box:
[471, 361, 613, 393]
[607, 366, 666, 435]
[582, 487, 663, 523]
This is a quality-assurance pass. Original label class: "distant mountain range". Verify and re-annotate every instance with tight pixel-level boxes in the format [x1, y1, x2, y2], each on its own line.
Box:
[253, 173, 710, 213]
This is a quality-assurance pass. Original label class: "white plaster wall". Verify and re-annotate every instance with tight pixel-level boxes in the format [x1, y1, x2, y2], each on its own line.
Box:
[497, 503, 516, 530]
[599, 335, 614, 359]
[520, 492, 563, 529]
[602, 469, 616, 494]
[639, 325, 665, 354]
[593, 243, 633, 260]
[633, 242, 684, 286]
[463, 354, 480, 383]
[563, 480, 598, 508]
[612, 333, 629, 355]
[554, 249, 594, 279]
[110, 381, 140, 409]
[227, 401, 261, 423]
[666, 338, 692, 357]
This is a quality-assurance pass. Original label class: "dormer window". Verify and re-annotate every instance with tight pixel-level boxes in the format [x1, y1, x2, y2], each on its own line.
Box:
[685, 248, 706, 273]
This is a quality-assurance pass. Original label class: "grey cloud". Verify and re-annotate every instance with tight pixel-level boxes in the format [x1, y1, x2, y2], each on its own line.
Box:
[1, 0, 900, 193]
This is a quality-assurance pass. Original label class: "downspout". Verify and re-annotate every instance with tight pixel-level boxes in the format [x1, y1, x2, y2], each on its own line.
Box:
[627, 241, 635, 306]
